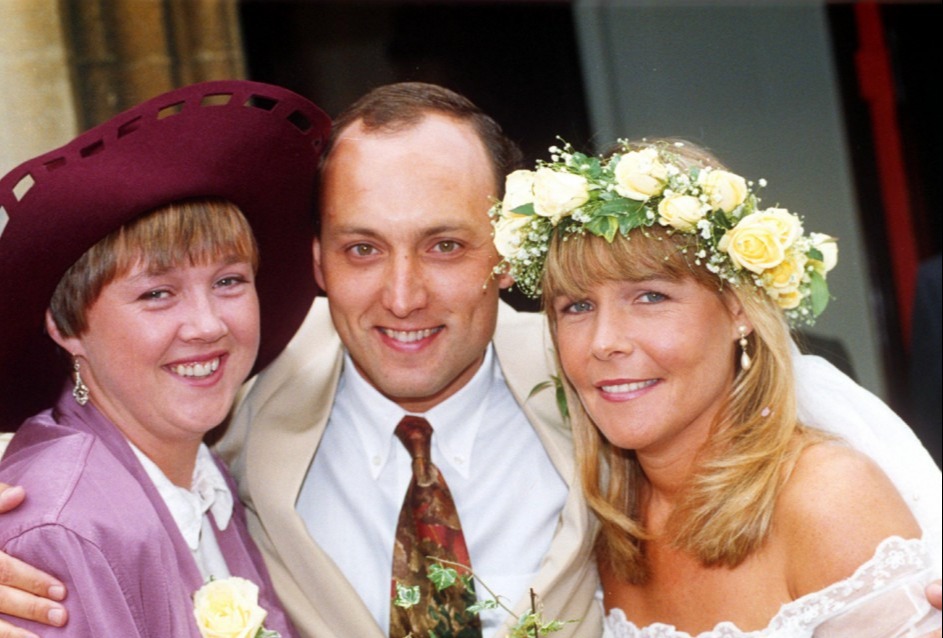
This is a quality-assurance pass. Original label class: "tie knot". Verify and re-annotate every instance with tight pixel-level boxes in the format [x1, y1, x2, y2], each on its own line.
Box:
[395, 416, 433, 461]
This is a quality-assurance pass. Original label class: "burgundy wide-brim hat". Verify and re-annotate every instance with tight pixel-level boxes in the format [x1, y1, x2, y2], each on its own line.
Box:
[0, 80, 330, 430]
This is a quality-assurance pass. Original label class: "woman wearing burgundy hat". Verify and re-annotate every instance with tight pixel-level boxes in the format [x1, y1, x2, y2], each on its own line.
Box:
[0, 80, 329, 636]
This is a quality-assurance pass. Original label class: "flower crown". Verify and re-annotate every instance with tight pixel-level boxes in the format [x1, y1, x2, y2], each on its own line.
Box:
[489, 140, 837, 325]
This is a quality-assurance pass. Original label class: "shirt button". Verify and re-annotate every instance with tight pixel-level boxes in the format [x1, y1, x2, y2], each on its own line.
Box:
[454, 456, 465, 465]
[372, 455, 382, 466]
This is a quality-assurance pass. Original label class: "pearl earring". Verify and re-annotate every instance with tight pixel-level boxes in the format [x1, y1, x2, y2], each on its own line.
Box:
[738, 326, 751, 371]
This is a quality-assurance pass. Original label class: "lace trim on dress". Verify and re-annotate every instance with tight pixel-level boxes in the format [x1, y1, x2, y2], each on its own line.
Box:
[603, 536, 936, 638]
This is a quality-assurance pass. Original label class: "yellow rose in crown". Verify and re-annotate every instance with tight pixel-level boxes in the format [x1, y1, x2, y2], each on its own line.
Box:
[532, 167, 590, 223]
[502, 169, 537, 213]
[761, 251, 808, 294]
[613, 148, 668, 200]
[699, 168, 748, 213]
[657, 194, 707, 231]
[750, 208, 803, 249]
[193, 577, 276, 638]
[808, 232, 839, 275]
[718, 213, 788, 274]
[493, 210, 532, 260]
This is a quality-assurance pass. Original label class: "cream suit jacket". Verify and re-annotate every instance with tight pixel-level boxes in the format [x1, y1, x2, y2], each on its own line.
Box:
[217, 298, 602, 638]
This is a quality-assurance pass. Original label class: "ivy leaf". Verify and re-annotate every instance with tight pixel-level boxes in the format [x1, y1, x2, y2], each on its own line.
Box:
[585, 214, 619, 242]
[427, 563, 458, 592]
[807, 246, 824, 262]
[809, 270, 830, 316]
[467, 599, 500, 614]
[618, 205, 651, 236]
[393, 583, 420, 609]
[540, 619, 576, 633]
[511, 203, 536, 216]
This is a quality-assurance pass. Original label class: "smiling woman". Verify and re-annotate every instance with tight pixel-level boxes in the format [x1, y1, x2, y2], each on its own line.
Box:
[0, 80, 330, 636]
[44, 200, 261, 487]
[491, 137, 941, 637]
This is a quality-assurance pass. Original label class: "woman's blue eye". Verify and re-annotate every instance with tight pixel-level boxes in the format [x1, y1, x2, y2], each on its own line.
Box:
[140, 289, 169, 301]
[216, 275, 248, 288]
[566, 300, 593, 314]
[640, 291, 667, 303]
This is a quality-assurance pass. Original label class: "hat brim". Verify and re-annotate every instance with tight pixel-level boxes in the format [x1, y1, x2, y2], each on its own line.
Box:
[0, 80, 330, 430]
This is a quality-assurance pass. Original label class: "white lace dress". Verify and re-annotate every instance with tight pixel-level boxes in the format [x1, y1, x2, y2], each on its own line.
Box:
[603, 536, 941, 638]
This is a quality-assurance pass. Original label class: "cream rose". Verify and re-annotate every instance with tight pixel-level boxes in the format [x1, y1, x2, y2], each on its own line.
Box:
[613, 148, 667, 200]
[532, 167, 589, 223]
[719, 213, 787, 274]
[809, 232, 838, 274]
[774, 289, 802, 310]
[699, 169, 748, 213]
[492, 211, 531, 260]
[751, 208, 803, 249]
[502, 169, 536, 213]
[761, 251, 807, 293]
[194, 578, 268, 638]
[657, 194, 707, 231]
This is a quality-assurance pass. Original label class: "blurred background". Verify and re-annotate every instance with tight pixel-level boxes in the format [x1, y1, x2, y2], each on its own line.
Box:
[1, 0, 939, 462]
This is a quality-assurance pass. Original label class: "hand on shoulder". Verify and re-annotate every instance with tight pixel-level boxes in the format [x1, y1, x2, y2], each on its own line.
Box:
[778, 442, 922, 599]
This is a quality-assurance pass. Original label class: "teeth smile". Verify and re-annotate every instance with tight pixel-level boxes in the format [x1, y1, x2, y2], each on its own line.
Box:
[381, 327, 442, 343]
[171, 357, 220, 378]
[600, 379, 657, 393]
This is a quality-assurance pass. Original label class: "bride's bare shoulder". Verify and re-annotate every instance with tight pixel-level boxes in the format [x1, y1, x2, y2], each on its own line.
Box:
[777, 441, 921, 598]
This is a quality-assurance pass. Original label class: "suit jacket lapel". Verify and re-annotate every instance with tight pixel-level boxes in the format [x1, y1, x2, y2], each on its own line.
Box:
[243, 299, 385, 637]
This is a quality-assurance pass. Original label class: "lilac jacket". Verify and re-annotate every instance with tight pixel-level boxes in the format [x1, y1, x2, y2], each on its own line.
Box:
[0, 390, 297, 637]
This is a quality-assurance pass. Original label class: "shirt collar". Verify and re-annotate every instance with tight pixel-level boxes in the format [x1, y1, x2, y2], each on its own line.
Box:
[128, 442, 234, 550]
[340, 345, 497, 480]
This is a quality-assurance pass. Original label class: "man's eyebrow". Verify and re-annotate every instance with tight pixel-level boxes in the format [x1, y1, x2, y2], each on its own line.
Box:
[330, 223, 473, 238]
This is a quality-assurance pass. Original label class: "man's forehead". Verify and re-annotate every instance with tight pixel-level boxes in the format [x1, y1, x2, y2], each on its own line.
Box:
[329, 114, 493, 177]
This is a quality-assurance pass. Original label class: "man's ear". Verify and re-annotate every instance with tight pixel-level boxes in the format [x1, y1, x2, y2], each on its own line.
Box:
[495, 269, 514, 291]
[312, 236, 326, 292]
[45, 310, 83, 356]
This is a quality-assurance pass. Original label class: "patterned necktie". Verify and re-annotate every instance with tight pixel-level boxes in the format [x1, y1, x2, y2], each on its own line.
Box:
[390, 416, 482, 638]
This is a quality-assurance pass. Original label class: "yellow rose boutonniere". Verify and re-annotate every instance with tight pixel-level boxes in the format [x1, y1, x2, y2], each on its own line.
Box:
[193, 577, 280, 638]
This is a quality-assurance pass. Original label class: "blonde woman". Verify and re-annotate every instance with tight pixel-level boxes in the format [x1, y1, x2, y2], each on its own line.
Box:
[491, 139, 941, 636]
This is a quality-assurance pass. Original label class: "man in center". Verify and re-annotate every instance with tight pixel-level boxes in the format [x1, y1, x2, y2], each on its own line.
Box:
[217, 83, 600, 637]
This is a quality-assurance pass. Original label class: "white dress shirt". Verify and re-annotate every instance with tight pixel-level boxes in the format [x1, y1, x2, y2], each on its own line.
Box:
[296, 345, 568, 636]
[129, 442, 234, 581]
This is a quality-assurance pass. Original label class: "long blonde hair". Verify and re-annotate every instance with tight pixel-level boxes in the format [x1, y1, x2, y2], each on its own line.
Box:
[544, 190, 821, 585]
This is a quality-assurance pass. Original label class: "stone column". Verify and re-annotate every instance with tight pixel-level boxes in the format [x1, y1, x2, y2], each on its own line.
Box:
[0, 0, 77, 175]
[61, 0, 246, 130]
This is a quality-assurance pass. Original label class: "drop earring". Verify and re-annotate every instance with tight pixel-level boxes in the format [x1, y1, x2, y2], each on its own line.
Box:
[72, 356, 90, 406]
[738, 326, 752, 371]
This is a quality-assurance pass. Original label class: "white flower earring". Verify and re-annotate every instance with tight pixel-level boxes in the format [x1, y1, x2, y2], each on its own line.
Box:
[738, 326, 752, 372]
[72, 356, 90, 406]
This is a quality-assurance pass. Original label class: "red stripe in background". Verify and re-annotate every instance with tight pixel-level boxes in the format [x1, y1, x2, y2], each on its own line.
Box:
[854, 2, 918, 344]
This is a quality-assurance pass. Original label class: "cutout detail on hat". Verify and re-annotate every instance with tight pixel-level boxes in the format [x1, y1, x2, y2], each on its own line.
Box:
[245, 95, 278, 112]
[80, 140, 105, 158]
[157, 102, 185, 119]
[117, 117, 143, 139]
[0, 206, 8, 237]
[44, 157, 67, 172]
[13, 174, 34, 201]
[288, 111, 313, 133]
[201, 93, 233, 107]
